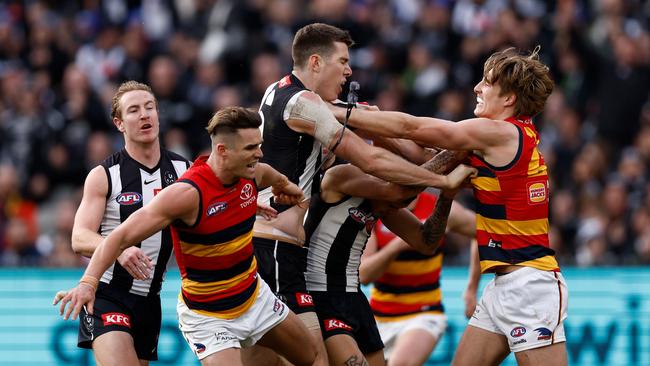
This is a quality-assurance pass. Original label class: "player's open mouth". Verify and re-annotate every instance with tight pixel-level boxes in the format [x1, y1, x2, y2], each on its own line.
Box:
[247, 162, 257, 168]
[141, 123, 152, 130]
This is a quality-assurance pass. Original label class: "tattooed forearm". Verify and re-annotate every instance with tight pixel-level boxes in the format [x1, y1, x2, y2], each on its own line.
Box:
[422, 194, 454, 248]
[421, 150, 469, 174]
[344, 355, 369, 366]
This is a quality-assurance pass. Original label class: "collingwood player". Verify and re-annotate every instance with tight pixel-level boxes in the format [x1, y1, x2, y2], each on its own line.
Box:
[303, 161, 466, 366]
[251, 22, 472, 365]
[57, 81, 189, 366]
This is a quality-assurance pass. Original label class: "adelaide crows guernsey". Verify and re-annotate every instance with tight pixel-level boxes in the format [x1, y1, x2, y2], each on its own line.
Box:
[369, 193, 445, 321]
[468, 116, 558, 273]
[172, 156, 260, 319]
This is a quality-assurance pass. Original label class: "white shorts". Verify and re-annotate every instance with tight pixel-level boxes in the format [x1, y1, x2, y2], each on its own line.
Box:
[468, 266, 569, 353]
[177, 279, 289, 360]
[376, 313, 447, 359]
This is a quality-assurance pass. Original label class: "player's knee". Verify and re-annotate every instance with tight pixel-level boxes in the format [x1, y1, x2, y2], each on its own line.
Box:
[293, 338, 318, 366]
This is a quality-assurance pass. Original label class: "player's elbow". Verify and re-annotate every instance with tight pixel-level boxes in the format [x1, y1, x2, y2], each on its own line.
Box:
[70, 232, 85, 254]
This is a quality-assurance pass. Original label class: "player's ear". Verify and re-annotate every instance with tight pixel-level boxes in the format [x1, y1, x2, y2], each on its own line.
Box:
[113, 117, 125, 133]
[309, 54, 322, 72]
[503, 93, 516, 108]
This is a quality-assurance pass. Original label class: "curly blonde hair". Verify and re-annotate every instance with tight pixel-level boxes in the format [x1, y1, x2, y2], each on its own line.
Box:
[483, 46, 554, 117]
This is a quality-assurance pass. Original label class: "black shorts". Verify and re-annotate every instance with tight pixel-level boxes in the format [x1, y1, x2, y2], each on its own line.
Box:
[253, 237, 315, 314]
[311, 291, 384, 354]
[78, 283, 161, 361]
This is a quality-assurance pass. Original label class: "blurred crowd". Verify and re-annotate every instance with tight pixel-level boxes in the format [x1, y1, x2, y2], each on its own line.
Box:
[0, 0, 648, 268]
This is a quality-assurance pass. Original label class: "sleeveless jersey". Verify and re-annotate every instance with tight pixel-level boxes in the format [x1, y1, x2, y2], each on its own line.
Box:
[468, 116, 558, 273]
[258, 74, 322, 212]
[369, 193, 445, 321]
[304, 194, 376, 292]
[100, 148, 189, 296]
[172, 156, 260, 319]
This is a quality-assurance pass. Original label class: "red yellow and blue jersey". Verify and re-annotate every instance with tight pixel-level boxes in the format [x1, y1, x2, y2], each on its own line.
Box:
[172, 156, 259, 319]
[469, 116, 559, 273]
[369, 193, 445, 321]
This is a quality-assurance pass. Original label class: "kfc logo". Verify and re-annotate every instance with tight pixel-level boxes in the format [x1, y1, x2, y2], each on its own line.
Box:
[102, 312, 131, 328]
[324, 318, 352, 331]
[240, 183, 254, 200]
[296, 292, 313, 307]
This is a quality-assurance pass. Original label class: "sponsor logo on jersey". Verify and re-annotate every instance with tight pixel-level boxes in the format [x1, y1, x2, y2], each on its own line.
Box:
[527, 182, 547, 204]
[207, 202, 227, 217]
[102, 312, 131, 328]
[348, 207, 376, 233]
[535, 327, 552, 340]
[512, 338, 527, 345]
[240, 183, 254, 200]
[240, 183, 256, 208]
[116, 192, 142, 205]
[296, 292, 313, 307]
[324, 318, 352, 332]
[278, 75, 292, 88]
[510, 326, 526, 338]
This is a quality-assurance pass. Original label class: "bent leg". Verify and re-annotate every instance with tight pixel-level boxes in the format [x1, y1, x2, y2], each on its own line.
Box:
[388, 329, 438, 366]
[257, 310, 318, 366]
[93, 331, 142, 366]
[451, 326, 510, 366]
[515, 342, 567, 366]
[325, 334, 369, 366]
[201, 348, 243, 366]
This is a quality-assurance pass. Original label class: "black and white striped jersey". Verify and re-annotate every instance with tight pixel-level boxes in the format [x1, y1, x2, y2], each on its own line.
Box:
[258, 74, 322, 212]
[99, 148, 189, 296]
[304, 193, 377, 292]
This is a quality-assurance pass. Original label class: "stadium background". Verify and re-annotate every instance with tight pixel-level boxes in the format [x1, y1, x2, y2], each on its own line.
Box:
[0, 0, 648, 365]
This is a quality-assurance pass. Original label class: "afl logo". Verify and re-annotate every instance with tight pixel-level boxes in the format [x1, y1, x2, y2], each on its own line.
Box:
[527, 182, 547, 204]
[207, 202, 227, 216]
[116, 192, 142, 205]
[240, 183, 254, 200]
[510, 326, 526, 338]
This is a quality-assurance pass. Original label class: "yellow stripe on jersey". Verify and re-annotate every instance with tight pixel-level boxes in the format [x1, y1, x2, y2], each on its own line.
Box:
[518, 255, 559, 271]
[527, 148, 547, 177]
[480, 255, 559, 272]
[181, 259, 257, 295]
[180, 281, 261, 320]
[385, 254, 442, 276]
[374, 310, 444, 323]
[180, 231, 253, 257]
[476, 215, 549, 236]
[371, 287, 441, 304]
[471, 176, 501, 191]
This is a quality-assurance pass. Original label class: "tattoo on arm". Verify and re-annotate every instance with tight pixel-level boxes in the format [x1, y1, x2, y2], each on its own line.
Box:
[344, 355, 369, 366]
[422, 194, 454, 248]
[420, 149, 468, 174]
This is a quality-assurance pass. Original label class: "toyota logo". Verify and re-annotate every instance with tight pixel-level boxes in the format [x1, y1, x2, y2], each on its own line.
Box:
[240, 183, 253, 200]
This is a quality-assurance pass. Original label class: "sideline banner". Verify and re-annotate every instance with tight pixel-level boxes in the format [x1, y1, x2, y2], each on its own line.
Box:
[1, 267, 649, 365]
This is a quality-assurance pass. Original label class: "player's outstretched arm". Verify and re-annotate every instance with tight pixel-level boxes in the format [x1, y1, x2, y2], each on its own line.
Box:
[57, 182, 198, 321]
[255, 163, 304, 205]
